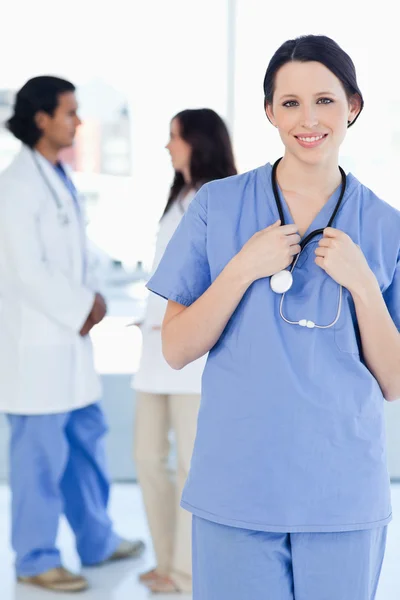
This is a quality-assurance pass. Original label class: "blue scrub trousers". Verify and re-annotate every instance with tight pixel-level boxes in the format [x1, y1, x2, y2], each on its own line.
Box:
[7, 403, 120, 576]
[192, 516, 387, 600]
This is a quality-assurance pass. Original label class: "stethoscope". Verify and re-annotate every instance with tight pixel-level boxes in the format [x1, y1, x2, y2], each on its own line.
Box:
[269, 158, 347, 329]
[31, 151, 70, 226]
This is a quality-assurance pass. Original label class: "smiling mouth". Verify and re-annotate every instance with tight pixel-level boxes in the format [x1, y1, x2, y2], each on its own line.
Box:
[295, 134, 328, 143]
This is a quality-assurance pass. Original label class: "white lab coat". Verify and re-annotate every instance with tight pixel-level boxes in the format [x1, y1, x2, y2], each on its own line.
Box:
[0, 145, 101, 414]
[134, 190, 207, 394]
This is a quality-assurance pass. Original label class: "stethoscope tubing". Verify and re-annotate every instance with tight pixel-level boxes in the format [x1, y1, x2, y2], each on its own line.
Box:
[271, 157, 347, 253]
[270, 158, 347, 329]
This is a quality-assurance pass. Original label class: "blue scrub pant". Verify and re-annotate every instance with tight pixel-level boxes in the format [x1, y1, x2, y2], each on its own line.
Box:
[7, 403, 120, 576]
[192, 516, 387, 600]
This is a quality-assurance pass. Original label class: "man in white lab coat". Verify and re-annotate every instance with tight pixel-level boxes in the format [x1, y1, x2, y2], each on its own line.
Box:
[0, 77, 144, 592]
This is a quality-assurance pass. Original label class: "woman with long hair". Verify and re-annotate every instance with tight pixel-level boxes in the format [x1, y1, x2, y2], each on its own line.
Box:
[134, 108, 236, 594]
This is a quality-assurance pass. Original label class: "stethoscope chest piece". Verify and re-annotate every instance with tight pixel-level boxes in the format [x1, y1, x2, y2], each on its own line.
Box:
[270, 269, 293, 294]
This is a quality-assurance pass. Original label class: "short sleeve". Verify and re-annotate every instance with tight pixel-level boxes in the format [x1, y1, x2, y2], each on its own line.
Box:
[146, 185, 211, 306]
[384, 258, 400, 330]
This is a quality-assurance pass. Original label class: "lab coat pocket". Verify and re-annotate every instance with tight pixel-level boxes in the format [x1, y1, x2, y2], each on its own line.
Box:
[334, 290, 360, 355]
[22, 305, 75, 345]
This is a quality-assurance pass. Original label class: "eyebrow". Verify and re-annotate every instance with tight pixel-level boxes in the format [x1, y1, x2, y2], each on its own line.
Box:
[279, 92, 337, 100]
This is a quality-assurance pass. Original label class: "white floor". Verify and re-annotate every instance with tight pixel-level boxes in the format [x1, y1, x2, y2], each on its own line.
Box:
[0, 484, 399, 599]
[0, 484, 187, 600]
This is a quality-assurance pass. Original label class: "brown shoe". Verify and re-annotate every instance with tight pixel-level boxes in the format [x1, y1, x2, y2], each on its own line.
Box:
[108, 538, 146, 562]
[17, 567, 89, 593]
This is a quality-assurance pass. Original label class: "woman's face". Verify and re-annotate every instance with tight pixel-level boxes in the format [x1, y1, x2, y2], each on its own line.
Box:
[166, 118, 192, 174]
[265, 61, 361, 166]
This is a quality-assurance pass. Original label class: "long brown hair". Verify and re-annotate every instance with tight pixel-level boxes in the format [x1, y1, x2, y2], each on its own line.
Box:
[162, 108, 237, 218]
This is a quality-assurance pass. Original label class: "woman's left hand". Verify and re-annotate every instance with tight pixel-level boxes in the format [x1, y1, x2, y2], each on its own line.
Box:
[315, 228, 374, 294]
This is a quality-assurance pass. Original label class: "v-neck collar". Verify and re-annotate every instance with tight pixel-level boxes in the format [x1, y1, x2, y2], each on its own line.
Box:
[261, 163, 355, 241]
[275, 179, 343, 241]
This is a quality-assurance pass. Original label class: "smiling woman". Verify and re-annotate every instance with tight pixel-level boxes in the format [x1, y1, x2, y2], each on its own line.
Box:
[146, 34, 400, 600]
[264, 37, 363, 169]
[267, 62, 359, 157]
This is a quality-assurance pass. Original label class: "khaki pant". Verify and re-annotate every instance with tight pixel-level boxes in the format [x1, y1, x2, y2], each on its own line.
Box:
[134, 391, 200, 592]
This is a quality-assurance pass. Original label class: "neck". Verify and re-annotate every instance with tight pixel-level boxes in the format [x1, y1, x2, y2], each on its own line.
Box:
[34, 139, 60, 165]
[182, 167, 192, 186]
[277, 152, 342, 199]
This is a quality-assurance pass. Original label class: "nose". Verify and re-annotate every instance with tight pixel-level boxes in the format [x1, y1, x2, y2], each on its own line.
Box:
[300, 104, 319, 129]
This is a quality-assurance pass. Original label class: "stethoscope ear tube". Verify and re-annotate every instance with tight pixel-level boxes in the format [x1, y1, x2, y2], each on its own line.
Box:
[271, 158, 285, 224]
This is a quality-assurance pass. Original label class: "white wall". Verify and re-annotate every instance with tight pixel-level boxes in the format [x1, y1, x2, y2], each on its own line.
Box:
[232, 0, 400, 206]
[1, 0, 400, 480]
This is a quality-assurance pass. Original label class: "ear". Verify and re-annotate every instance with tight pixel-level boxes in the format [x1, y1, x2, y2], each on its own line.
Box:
[348, 94, 362, 126]
[265, 102, 277, 127]
[34, 110, 48, 132]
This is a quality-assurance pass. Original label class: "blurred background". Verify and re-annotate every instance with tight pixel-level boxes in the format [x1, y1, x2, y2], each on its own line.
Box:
[0, 0, 400, 482]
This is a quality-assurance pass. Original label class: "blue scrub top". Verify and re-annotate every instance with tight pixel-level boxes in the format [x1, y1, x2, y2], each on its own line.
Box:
[147, 163, 400, 533]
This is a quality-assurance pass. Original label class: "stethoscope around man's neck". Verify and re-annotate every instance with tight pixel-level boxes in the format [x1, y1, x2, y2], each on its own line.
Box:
[31, 150, 71, 226]
[269, 157, 347, 329]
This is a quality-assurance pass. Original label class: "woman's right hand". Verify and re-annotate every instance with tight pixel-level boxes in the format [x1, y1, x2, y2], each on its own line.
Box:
[237, 220, 301, 283]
